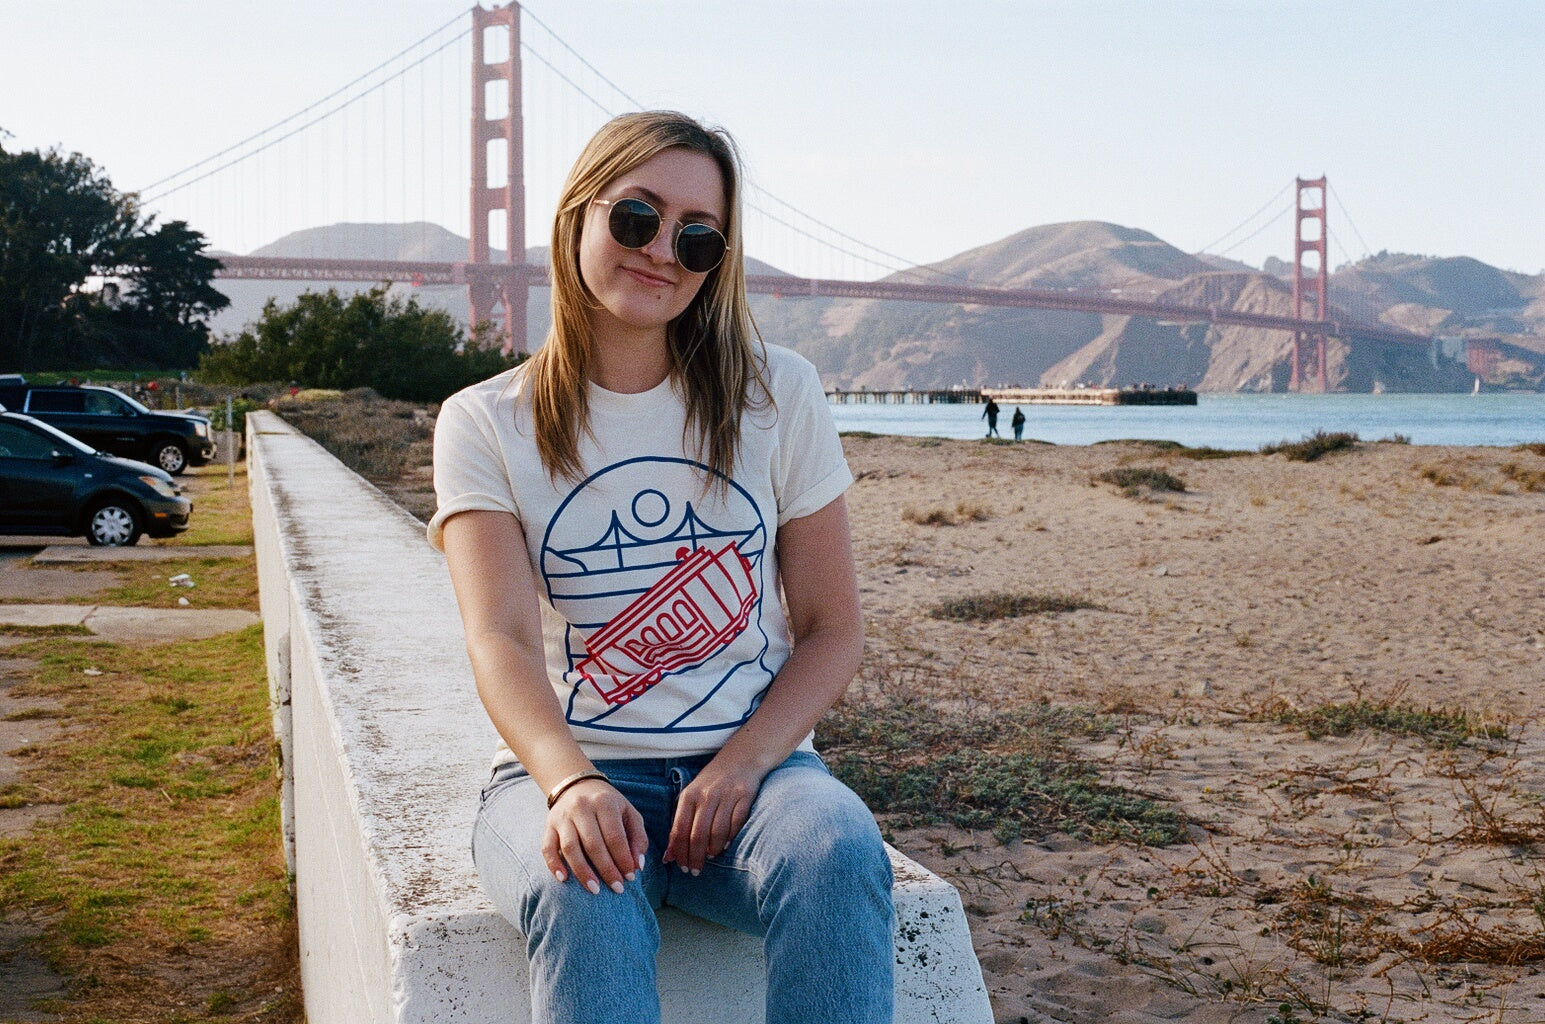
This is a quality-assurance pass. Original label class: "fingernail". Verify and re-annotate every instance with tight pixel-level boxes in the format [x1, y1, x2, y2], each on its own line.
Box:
[553, 869, 566, 883]
[679, 865, 689, 874]
[586, 879, 600, 895]
[624, 871, 636, 882]
[610, 880, 625, 894]
[690, 868, 700, 877]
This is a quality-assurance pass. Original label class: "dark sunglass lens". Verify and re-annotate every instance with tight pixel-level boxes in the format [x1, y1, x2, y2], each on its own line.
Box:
[608, 198, 660, 249]
[676, 224, 727, 273]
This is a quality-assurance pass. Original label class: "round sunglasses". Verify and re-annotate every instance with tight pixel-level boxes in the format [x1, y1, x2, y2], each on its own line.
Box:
[592, 197, 728, 274]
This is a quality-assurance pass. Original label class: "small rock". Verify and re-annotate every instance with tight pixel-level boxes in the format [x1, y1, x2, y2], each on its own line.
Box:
[83, 667, 103, 676]
[1154, 566, 1169, 577]
[177, 597, 191, 607]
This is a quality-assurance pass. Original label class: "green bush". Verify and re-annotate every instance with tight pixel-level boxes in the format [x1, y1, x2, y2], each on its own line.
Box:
[199, 286, 520, 404]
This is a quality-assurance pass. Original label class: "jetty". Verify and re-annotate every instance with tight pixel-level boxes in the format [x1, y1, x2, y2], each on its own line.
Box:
[983, 386, 1197, 406]
[827, 386, 1197, 406]
[826, 388, 983, 405]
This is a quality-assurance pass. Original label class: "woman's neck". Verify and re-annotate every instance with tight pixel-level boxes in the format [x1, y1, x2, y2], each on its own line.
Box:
[588, 322, 672, 394]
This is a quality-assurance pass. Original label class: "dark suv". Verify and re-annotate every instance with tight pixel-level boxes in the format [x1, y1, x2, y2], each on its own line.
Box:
[0, 410, 192, 545]
[0, 376, 215, 474]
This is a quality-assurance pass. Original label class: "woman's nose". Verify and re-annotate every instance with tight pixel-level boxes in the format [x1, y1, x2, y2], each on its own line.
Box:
[641, 222, 676, 264]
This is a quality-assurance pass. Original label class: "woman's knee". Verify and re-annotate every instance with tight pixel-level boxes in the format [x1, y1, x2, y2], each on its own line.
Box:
[752, 766, 893, 896]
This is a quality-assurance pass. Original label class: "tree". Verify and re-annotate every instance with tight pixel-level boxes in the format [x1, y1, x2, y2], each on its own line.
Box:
[199, 286, 519, 403]
[0, 137, 228, 371]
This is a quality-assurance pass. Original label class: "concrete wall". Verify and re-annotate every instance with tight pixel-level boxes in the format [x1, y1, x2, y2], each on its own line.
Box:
[246, 410, 992, 1024]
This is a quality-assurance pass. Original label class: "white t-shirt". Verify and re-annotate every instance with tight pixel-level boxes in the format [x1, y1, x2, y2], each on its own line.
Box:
[428, 344, 852, 763]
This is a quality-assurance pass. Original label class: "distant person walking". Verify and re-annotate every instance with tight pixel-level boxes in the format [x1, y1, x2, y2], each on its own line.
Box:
[1011, 407, 1025, 441]
[982, 398, 1000, 437]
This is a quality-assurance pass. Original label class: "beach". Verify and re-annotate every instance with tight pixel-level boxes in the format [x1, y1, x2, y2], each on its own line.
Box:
[837, 435, 1545, 1023]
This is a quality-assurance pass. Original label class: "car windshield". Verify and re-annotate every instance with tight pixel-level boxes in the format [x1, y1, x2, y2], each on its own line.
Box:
[109, 389, 153, 414]
[12, 415, 98, 455]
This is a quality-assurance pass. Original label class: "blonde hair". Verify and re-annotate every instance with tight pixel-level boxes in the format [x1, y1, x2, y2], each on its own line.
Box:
[526, 111, 768, 483]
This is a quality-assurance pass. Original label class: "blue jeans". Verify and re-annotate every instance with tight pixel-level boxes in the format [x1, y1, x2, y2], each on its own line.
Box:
[473, 750, 895, 1024]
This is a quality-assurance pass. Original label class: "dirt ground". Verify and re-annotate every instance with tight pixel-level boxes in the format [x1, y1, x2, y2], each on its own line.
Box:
[836, 435, 1545, 1023]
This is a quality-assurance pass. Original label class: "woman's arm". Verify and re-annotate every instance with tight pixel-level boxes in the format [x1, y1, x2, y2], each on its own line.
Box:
[664, 494, 864, 872]
[441, 509, 648, 895]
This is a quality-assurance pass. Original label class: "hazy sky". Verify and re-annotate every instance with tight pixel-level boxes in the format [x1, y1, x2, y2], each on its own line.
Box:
[3, 1, 1541, 278]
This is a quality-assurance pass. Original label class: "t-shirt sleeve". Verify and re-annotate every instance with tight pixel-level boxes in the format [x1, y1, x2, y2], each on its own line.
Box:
[426, 390, 519, 550]
[773, 353, 853, 526]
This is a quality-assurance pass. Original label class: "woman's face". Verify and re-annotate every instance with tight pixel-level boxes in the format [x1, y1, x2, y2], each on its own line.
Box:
[578, 146, 727, 340]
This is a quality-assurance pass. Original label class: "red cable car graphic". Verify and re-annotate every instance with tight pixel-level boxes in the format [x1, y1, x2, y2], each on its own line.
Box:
[577, 541, 757, 706]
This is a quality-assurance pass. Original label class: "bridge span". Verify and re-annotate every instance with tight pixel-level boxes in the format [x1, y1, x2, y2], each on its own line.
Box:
[214, 255, 1429, 350]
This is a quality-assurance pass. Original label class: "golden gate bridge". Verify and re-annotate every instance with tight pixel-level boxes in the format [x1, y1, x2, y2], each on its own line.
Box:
[145, 2, 1449, 393]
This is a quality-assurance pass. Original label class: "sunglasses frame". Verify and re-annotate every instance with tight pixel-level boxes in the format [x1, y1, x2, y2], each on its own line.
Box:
[591, 196, 728, 274]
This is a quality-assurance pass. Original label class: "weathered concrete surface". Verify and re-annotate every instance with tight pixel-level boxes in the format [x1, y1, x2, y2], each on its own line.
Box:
[30, 544, 254, 563]
[0, 604, 258, 644]
[247, 410, 993, 1024]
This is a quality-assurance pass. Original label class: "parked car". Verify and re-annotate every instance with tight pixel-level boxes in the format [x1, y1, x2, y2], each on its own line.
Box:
[0, 408, 191, 546]
[0, 375, 215, 474]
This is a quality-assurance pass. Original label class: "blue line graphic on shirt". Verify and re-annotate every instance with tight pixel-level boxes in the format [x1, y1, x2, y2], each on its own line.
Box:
[539, 456, 771, 734]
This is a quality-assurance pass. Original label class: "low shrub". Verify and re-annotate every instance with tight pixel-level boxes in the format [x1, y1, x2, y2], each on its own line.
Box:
[931, 591, 1100, 622]
[1095, 466, 1187, 496]
[819, 696, 1186, 845]
[1260, 430, 1359, 462]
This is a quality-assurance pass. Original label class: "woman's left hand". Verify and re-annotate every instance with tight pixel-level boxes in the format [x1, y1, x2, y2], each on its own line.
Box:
[664, 757, 767, 873]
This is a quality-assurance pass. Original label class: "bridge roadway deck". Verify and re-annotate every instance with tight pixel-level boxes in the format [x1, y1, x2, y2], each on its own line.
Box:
[214, 256, 1430, 347]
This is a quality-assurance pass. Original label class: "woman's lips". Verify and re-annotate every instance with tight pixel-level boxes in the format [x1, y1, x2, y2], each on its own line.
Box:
[624, 265, 675, 288]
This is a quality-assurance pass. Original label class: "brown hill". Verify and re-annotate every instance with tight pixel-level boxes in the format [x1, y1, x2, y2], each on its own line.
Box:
[209, 222, 1544, 393]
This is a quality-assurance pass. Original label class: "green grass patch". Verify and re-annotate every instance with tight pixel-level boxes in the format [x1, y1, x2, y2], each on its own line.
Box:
[839, 430, 883, 439]
[931, 591, 1102, 623]
[1095, 466, 1187, 496]
[0, 489, 299, 1018]
[0, 623, 93, 637]
[1260, 429, 1359, 462]
[819, 693, 1186, 845]
[93, 556, 259, 610]
[157, 465, 257, 547]
[1264, 699, 1509, 748]
[0, 626, 297, 1015]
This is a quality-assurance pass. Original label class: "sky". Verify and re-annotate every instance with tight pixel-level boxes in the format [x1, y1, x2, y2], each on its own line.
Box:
[3, 1, 1541, 279]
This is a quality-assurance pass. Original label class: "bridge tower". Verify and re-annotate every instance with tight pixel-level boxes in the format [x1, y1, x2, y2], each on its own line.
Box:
[1290, 176, 1328, 392]
[468, 3, 528, 355]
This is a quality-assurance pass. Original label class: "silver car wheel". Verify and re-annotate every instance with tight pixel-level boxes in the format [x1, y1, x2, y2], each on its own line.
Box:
[90, 505, 137, 546]
[155, 442, 187, 474]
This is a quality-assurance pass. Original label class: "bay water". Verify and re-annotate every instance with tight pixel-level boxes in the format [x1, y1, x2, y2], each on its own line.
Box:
[829, 393, 1545, 449]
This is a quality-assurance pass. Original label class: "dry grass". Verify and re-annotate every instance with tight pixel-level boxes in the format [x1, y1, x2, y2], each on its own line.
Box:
[930, 591, 1103, 623]
[1260, 430, 1359, 462]
[902, 501, 992, 526]
[1094, 465, 1187, 497]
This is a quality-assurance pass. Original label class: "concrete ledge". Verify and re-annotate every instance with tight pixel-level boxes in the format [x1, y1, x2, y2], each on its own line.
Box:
[246, 410, 992, 1024]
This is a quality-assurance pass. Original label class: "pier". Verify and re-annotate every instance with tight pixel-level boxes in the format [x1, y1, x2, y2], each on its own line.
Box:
[826, 388, 983, 405]
[983, 386, 1198, 406]
[827, 386, 1197, 406]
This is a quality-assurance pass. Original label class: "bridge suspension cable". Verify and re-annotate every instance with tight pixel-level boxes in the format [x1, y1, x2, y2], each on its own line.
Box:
[137, 11, 467, 203]
[1193, 180, 1295, 260]
[1327, 182, 1374, 262]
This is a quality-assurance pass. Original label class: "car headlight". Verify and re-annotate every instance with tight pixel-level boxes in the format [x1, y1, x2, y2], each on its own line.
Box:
[138, 474, 180, 498]
[193, 421, 209, 437]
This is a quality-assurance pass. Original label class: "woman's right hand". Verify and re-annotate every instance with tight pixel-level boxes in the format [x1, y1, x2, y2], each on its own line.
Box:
[543, 779, 649, 895]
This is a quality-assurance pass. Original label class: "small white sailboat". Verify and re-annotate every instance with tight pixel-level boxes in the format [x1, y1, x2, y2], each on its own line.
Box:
[1473, 377, 1481, 395]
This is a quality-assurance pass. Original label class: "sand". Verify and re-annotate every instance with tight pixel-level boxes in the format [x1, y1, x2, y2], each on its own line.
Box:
[838, 435, 1545, 1023]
